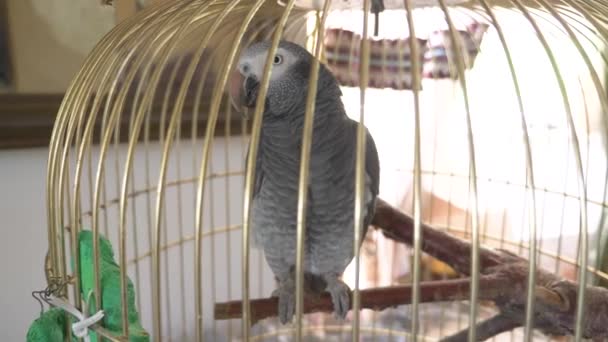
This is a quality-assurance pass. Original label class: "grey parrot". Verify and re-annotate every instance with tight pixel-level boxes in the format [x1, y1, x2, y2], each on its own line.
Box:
[228, 40, 380, 324]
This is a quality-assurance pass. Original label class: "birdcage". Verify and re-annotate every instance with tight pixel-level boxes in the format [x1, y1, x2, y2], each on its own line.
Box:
[39, 0, 608, 341]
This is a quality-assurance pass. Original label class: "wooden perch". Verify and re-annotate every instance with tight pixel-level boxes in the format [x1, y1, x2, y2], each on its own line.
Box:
[372, 199, 503, 275]
[215, 277, 508, 324]
[373, 199, 608, 340]
[213, 198, 608, 341]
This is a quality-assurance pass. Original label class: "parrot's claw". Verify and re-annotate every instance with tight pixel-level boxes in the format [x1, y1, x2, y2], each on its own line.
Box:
[274, 280, 296, 324]
[326, 279, 351, 320]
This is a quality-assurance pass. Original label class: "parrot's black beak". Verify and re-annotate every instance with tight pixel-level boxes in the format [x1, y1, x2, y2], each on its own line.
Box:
[243, 75, 260, 108]
[228, 68, 259, 119]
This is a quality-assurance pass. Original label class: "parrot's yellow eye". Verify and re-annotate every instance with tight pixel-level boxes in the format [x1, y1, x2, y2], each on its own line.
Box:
[273, 54, 283, 65]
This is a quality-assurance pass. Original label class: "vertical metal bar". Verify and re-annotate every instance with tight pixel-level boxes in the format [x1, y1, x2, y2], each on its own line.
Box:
[70, 18, 155, 339]
[209, 122, 219, 340]
[95, 40, 130, 336]
[111, 2, 194, 339]
[156, 35, 179, 340]
[53, 68, 94, 305]
[294, 3, 331, 341]
[242, 18, 279, 329]
[188, 38, 216, 342]
[57, 73, 102, 329]
[223, 94, 234, 341]
[65, 20, 140, 341]
[370, 18, 388, 342]
[120, 5, 209, 339]
[69, 89, 86, 312]
[143, 91, 154, 333]
[188, 3, 280, 341]
[403, 0, 422, 340]
[175, 106, 188, 342]
[537, 0, 608, 337]
[335, 20, 357, 342]
[95, 48, 144, 338]
[511, 2, 589, 340]
[353, 1, 371, 340]
[89, 51, 138, 340]
[49, 7, 128, 305]
[127, 110, 143, 314]
[160, 101, 174, 341]
[541, 1, 608, 288]
[436, 2, 481, 341]
[240, 2, 297, 340]
[146, 0, 231, 339]
[475, 2, 541, 340]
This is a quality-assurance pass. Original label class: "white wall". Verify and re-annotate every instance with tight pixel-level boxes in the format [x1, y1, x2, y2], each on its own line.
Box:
[0, 138, 275, 341]
[6, 0, 114, 92]
[0, 147, 51, 342]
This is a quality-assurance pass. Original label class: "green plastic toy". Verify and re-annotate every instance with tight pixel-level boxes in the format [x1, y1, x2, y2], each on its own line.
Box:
[27, 230, 149, 342]
[26, 307, 69, 342]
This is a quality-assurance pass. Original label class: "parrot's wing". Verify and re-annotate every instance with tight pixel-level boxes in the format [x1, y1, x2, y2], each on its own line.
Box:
[365, 129, 380, 198]
[364, 128, 380, 227]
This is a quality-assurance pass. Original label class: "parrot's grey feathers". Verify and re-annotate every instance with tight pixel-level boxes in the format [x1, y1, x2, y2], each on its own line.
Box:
[236, 40, 381, 324]
[292, 59, 312, 81]
[364, 127, 381, 226]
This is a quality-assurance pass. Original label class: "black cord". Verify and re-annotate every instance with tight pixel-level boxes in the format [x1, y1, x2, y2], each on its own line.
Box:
[371, 0, 385, 36]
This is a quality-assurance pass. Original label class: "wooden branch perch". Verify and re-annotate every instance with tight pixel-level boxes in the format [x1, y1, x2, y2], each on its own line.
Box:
[215, 277, 509, 324]
[213, 198, 608, 341]
[372, 199, 608, 340]
[372, 199, 503, 275]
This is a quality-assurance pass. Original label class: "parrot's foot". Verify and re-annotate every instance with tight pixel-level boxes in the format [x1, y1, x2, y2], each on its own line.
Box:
[272, 279, 296, 325]
[325, 278, 351, 320]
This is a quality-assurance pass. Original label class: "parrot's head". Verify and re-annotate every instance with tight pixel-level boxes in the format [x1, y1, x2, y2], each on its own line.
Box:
[228, 40, 340, 118]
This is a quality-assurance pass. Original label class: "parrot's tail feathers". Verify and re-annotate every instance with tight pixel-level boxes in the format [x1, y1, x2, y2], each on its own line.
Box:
[305, 273, 327, 294]
[281, 268, 328, 295]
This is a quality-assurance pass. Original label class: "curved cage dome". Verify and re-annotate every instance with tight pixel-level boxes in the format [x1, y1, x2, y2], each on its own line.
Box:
[43, 0, 608, 341]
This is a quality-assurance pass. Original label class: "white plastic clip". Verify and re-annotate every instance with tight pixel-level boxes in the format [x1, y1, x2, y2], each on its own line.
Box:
[48, 294, 104, 342]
